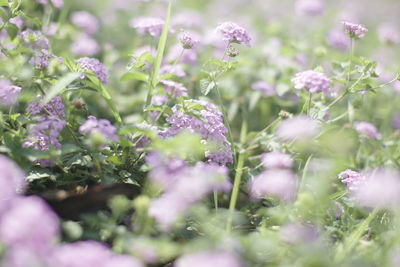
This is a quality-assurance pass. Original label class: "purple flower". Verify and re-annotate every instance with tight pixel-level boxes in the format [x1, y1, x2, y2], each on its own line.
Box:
[249, 169, 297, 202]
[392, 113, 400, 130]
[338, 169, 366, 193]
[215, 22, 251, 47]
[28, 48, 57, 68]
[76, 57, 108, 84]
[354, 121, 381, 139]
[276, 115, 320, 141]
[130, 17, 164, 37]
[261, 151, 293, 169]
[175, 251, 244, 267]
[378, 23, 400, 45]
[24, 96, 66, 167]
[0, 79, 21, 107]
[71, 11, 99, 35]
[36, 0, 63, 8]
[159, 64, 186, 78]
[0, 196, 59, 253]
[79, 116, 118, 142]
[51, 241, 112, 267]
[352, 169, 400, 209]
[0, 155, 26, 214]
[295, 0, 324, 16]
[292, 70, 330, 94]
[327, 29, 350, 52]
[179, 31, 199, 49]
[280, 223, 319, 244]
[161, 100, 232, 165]
[251, 81, 275, 96]
[71, 34, 100, 56]
[160, 80, 188, 98]
[9, 16, 24, 29]
[342, 21, 368, 39]
[20, 30, 49, 50]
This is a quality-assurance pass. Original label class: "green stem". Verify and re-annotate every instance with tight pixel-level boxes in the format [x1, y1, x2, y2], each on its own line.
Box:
[226, 119, 248, 232]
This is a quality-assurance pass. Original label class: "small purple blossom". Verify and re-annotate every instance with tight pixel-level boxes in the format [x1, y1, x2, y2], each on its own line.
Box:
[76, 57, 108, 84]
[280, 223, 319, 244]
[0, 79, 21, 107]
[175, 251, 244, 267]
[215, 22, 251, 47]
[338, 169, 366, 193]
[327, 29, 350, 52]
[262, 151, 293, 169]
[79, 116, 118, 142]
[9, 16, 24, 29]
[354, 121, 381, 139]
[292, 70, 330, 94]
[36, 0, 63, 8]
[0, 196, 59, 253]
[276, 115, 320, 141]
[71, 34, 100, 56]
[251, 81, 275, 96]
[342, 21, 368, 39]
[130, 17, 164, 37]
[160, 80, 188, 98]
[20, 30, 49, 50]
[378, 23, 400, 45]
[159, 64, 186, 78]
[249, 169, 297, 202]
[179, 31, 198, 49]
[70, 11, 99, 35]
[295, 0, 324, 16]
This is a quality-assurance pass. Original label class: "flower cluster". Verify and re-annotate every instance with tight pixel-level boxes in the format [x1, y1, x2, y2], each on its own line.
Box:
[160, 80, 188, 97]
[338, 169, 366, 193]
[147, 152, 230, 230]
[76, 57, 109, 84]
[215, 22, 251, 47]
[354, 121, 381, 139]
[70, 11, 99, 35]
[160, 100, 233, 165]
[292, 70, 331, 94]
[79, 116, 118, 142]
[179, 31, 199, 49]
[295, 0, 324, 16]
[71, 34, 100, 56]
[0, 79, 21, 107]
[130, 17, 165, 37]
[250, 151, 296, 202]
[342, 21, 368, 39]
[23, 96, 66, 167]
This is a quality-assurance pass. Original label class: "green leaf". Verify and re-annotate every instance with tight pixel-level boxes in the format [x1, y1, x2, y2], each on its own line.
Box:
[26, 168, 56, 182]
[6, 23, 18, 40]
[200, 78, 217, 95]
[42, 72, 80, 105]
[120, 72, 148, 82]
[0, 0, 8, 7]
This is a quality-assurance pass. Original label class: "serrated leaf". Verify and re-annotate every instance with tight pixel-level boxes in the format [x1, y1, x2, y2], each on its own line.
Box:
[120, 72, 148, 82]
[200, 79, 217, 95]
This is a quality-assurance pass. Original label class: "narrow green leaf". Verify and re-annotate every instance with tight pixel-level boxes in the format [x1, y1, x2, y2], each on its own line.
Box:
[42, 72, 80, 105]
[0, 0, 8, 7]
[6, 23, 18, 39]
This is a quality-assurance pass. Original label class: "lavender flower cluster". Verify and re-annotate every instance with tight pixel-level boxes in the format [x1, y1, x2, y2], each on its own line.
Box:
[23, 96, 66, 167]
[160, 100, 233, 165]
[79, 116, 118, 142]
[215, 22, 251, 47]
[0, 79, 21, 107]
[76, 57, 109, 85]
[292, 70, 331, 94]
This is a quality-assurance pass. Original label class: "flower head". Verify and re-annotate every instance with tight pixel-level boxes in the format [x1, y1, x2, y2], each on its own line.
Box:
[276, 115, 320, 141]
[76, 57, 108, 84]
[354, 121, 381, 139]
[378, 23, 400, 45]
[71, 34, 100, 56]
[71, 11, 99, 35]
[295, 0, 324, 16]
[215, 22, 251, 47]
[262, 151, 293, 169]
[342, 21, 368, 39]
[0, 79, 21, 107]
[160, 80, 188, 98]
[338, 169, 366, 193]
[130, 17, 164, 37]
[79, 116, 118, 142]
[292, 70, 330, 94]
[179, 31, 198, 49]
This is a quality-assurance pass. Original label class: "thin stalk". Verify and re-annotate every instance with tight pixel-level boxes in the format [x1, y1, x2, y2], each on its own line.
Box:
[348, 39, 355, 83]
[226, 119, 248, 232]
[145, 2, 172, 119]
[307, 92, 312, 115]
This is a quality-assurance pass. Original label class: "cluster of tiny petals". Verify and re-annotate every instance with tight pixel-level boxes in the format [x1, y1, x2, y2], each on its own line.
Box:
[79, 116, 118, 141]
[262, 151, 293, 169]
[216, 21, 251, 47]
[76, 57, 109, 84]
[342, 21, 368, 39]
[338, 169, 366, 193]
[354, 121, 381, 139]
[160, 100, 232, 165]
[70, 11, 99, 35]
[179, 31, 198, 49]
[292, 70, 330, 94]
[160, 80, 188, 97]
[0, 79, 21, 107]
[71, 34, 100, 56]
[24, 96, 66, 167]
[130, 17, 165, 37]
